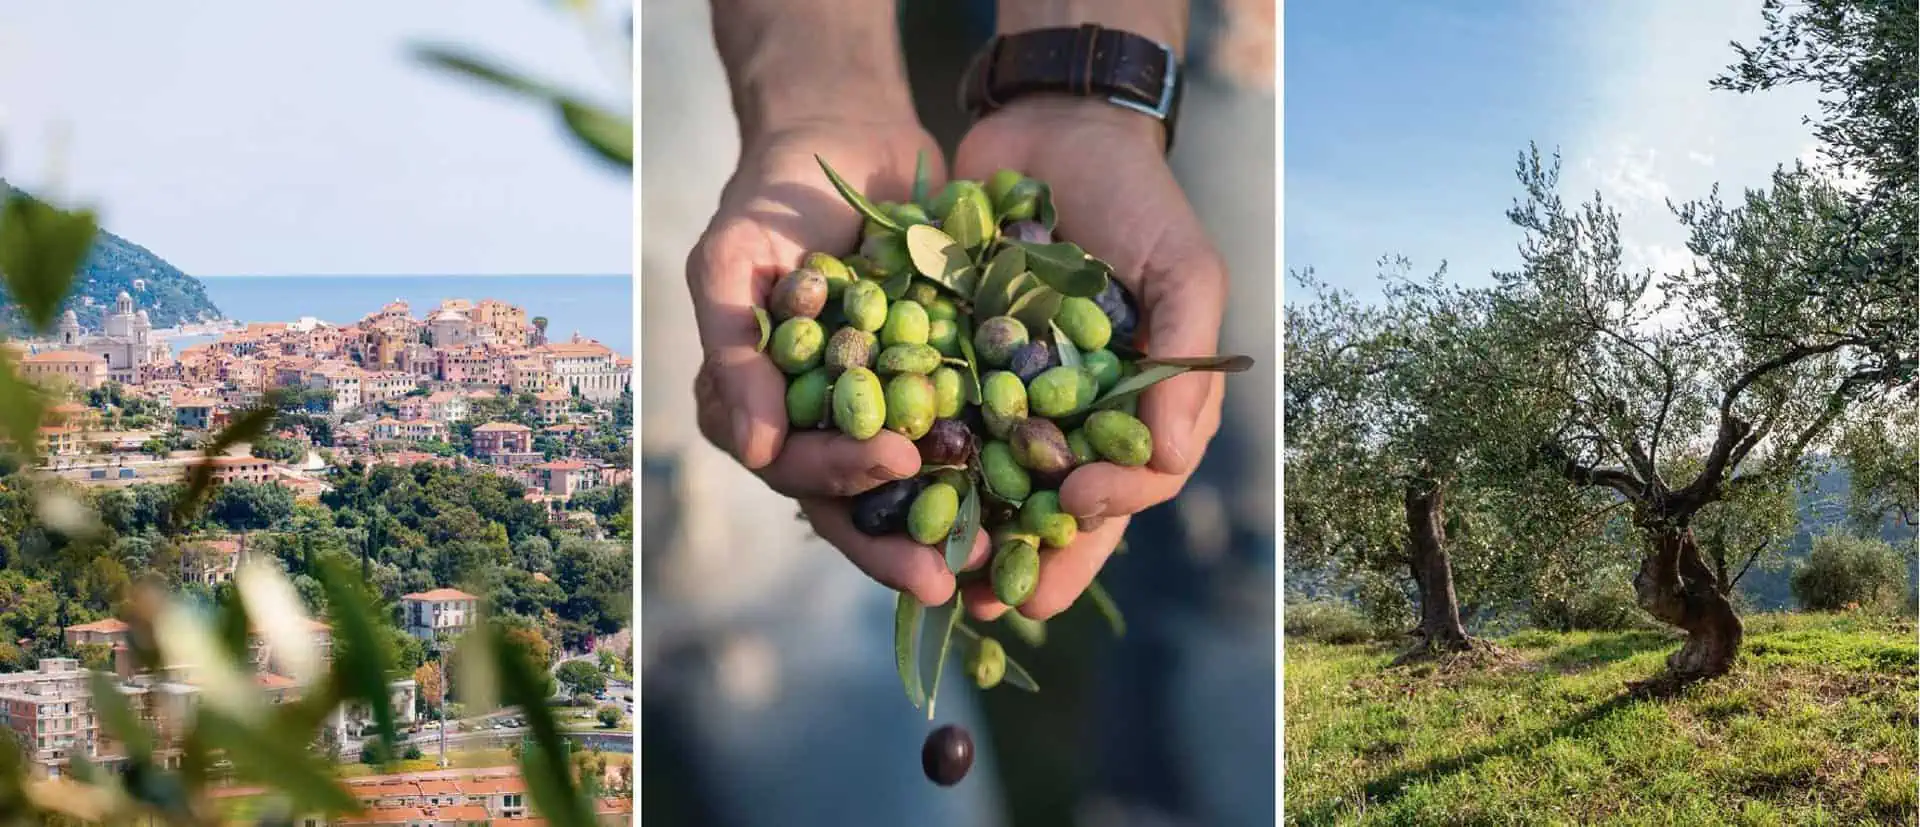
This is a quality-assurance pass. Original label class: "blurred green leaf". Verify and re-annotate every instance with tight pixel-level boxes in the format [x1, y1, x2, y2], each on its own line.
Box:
[1034, 181, 1057, 231]
[558, 99, 632, 169]
[1008, 285, 1064, 335]
[87, 671, 150, 761]
[492, 622, 592, 826]
[882, 268, 914, 301]
[912, 150, 932, 207]
[1085, 578, 1126, 638]
[894, 591, 927, 708]
[414, 46, 555, 96]
[195, 710, 360, 816]
[1000, 612, 1047, 648]
[0, 191, 97, 333]
[317, 558, 397, 755]
[0, 350, 46, 466]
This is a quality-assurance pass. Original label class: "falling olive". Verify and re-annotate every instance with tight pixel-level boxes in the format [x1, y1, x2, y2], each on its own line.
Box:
[921, 724, 974, 786]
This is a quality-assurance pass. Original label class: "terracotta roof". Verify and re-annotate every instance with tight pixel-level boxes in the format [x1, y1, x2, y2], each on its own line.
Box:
[534, 460, 590, 472]
[459, 776, 527, 795]
[66, 618, 129, 634]
[473, 421, 530, 433]
[255, 672, 298, 690]
[403, 588, 478, 602]
[24, 350, 105, 364]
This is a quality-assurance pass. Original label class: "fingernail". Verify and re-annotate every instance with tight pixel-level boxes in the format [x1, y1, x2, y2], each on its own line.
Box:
[1075, 498, 1109, 520]
[731, 411, 754, 461]
[870, 464, 908, 481]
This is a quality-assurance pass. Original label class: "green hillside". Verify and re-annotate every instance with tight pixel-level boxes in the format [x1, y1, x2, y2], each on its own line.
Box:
[1284, 614, 1918, 825]
[0, 181, 221, 329]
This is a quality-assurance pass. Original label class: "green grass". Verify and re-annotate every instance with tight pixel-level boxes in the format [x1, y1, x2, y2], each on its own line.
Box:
[1285, 613, 1918, 826]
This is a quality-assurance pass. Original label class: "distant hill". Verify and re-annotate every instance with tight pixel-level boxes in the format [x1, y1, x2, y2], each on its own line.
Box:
[0, 181, 221, 330]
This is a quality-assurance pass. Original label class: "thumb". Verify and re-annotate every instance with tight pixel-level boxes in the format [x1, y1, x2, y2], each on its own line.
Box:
[687, 223, 791, 470]
[1137, 245, 1227, 476]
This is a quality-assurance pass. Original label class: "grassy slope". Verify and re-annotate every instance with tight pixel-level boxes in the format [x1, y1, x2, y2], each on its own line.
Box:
[1284, 613, 1918, 826]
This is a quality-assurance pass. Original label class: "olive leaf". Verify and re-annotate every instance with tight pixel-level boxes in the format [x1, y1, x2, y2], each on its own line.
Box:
[316, 558, 397, 754]
[881, 268, 914, 300]
[1001, 612, 1048, 648]
[1051, 321, 1083, 369]
[752, 306, 771, 352]
[1006, 240, 1109, 298]
[955, 316, 984, 405]
[414, 46, 630, 172]
[912, 150, 932, 207]
[490, 621, 594, 827]
[972, 246, 1027, 318]
[557, 99, 633, 168]
[946, 191, 996, 254]
[905, 224, 976, 296]
[1034, 181, 1058, 230]
[195, 710, 361, 815]
[945, 484, 980, 574]
[0, 351, 46, 466]
[0, 191, 98, 333]
[1008, 286, 1064, 334]
[88, 670, 151, 761]
[816, 156, 903, 233]
[1085, 579, 1126, 638]
[922, 592, 965, 721]
[956, 624, 1039, 692]
[894, 591, 928, 707]
[1091, 355, 1256, 410]
[982, 271, 1035, 322]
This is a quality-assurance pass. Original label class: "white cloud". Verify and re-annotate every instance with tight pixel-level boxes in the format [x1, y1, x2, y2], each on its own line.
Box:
[1556, 0, 1820, 282]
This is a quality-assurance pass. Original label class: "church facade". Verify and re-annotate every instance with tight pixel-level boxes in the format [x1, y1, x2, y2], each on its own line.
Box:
[57, 292, 171, 383]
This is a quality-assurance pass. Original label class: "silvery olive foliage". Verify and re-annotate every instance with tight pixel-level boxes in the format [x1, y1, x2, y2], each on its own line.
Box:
[0, 4, 631, 825]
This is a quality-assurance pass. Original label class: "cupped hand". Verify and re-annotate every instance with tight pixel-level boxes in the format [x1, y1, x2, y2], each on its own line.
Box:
[952, 100, 1229, 621]
[686, 121, 990, 606]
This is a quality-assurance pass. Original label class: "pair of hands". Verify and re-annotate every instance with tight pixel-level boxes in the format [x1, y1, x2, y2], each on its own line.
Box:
[685, 101, 1227, 621]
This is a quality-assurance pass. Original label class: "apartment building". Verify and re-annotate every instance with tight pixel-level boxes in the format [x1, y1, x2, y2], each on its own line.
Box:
[529, 460, 599, 498]
[470, 422, 533, 461]
[537, 339, 626, 403]
[20, 350, 108, 391]
[0, 659, 98, 776]
[400, 589, 480, 641]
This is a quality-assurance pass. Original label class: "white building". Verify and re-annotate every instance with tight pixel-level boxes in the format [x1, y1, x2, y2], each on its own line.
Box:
[400, 589, 481, 641]
[55, 292, 171, 384]
[538, 336, 628, 403]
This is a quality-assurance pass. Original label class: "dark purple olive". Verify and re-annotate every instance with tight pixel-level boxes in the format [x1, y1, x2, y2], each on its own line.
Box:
[922, 724, 974, 786]
[1008, 340, 1057, 384]
[915, 419, 975, 467]
[1092, 280, 1139, 345]
[851, 478, 925, 536]
[1004, 220, 1052, 245]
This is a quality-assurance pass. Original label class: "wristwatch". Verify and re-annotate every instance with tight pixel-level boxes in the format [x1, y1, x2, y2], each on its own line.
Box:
[960, 24, 1186, 151]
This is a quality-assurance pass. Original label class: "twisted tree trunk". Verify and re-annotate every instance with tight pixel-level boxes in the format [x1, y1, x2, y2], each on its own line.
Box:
[1405, 481, 1472, 653]
[1633, 521, 1743, 683]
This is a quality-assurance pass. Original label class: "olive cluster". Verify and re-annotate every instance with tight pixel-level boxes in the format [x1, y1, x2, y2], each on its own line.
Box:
[759, 168, 1150, 692]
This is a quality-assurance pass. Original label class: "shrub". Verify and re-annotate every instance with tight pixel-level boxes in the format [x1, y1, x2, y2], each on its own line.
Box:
[596, 704, 623, 728]
[1533, 566, 1650, 632]
[402, 745, 424, 761]
[1284, 599, 1379, 644]
[573, 692, 596, 708]
[1791, 533, 1910, 613]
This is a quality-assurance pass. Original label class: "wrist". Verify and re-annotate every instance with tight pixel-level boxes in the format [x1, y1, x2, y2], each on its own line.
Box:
[716, 2, 919, 142]
[979, 94, 1169, 155]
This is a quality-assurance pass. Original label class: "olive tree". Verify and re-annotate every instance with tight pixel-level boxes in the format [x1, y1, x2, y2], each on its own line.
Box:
[1488, 0, 1915, 684]
[1285, 265, 1557, 655]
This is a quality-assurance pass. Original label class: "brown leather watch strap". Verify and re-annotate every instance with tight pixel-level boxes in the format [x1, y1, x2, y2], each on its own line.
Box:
[960, 24, 1184, 151]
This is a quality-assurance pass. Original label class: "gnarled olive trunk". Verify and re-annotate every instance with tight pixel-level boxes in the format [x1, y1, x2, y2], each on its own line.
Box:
[1406, 481, 1472, 651]
[1632, 522, 1743, 681]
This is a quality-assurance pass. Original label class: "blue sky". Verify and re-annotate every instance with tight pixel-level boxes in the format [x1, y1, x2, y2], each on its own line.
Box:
[1285, 0, 1821, 302]
[0, 1, 630, 277]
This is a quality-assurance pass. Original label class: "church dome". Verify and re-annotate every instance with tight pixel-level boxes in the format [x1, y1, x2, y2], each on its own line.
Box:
[135, 310, 151, 324]
[61, 309, 78, 324]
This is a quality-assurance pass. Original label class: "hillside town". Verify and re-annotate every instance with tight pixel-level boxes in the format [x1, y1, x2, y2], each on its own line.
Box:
[8, 292, 632, 509]
[0, 293, 635, 821]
